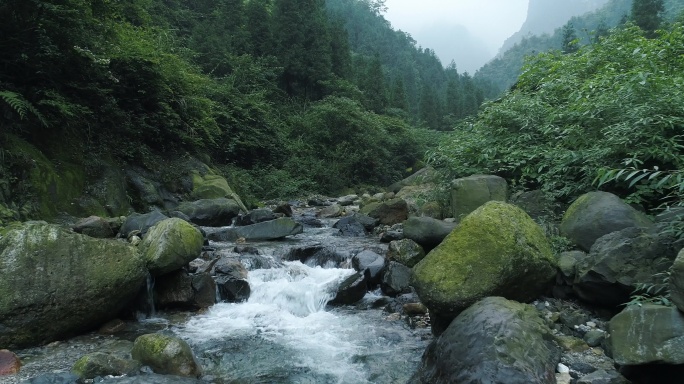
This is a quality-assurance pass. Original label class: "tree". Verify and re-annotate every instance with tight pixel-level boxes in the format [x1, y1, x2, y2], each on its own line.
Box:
[245, 0, 274, 57]
[561, 22, 579, 53]
[389, 77, 408, 111]
[631, 0, 665, 36]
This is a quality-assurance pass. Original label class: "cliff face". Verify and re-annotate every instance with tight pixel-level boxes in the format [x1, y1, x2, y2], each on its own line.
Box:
[499, 0, 610, 54]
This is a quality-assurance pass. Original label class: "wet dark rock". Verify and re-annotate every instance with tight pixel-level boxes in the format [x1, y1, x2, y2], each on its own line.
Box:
[215, 275, 250, 302]
[402, 216, 456, 252]
[119, 211, 169, 238]
[273, 203, 293, 217]
[175, 198, 243, 227]
[234, 209, 277, 226]
[207, 218, 303, 241]
[380, 230, 403, 243]
[330, 272, 368, 305]
[154, 271, 216, 309]
[307, 197, 331, 207]
[282, 245, 346, 267]
[410, 297, 560, 384]
[381, 262, 412, 296]
[333, 216, 367, 237]
[294, 214, 325, 228]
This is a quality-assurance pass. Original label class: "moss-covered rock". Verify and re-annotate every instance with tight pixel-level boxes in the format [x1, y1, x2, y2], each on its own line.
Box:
[72, 352, 141, 379]
[412, 201, 557, 319]
[190, 171, 247, 212]
[560, 191, 653, 252]
[139, 218, 204, 276]
[0, 222, 146, 348]
[131, 334, 201, 377]
[175, 198, 243, 227]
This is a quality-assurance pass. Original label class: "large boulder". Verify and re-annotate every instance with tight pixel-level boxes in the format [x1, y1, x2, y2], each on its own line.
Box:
[669, 248, 684, 313]
[333, 213, 377, 237]
[409, 297, 560, 384]
[610, 304, 684, 365]
[207, 217, 303, 241]
[560, 192, 653, 252]
[402, 217, 456, 252]
[126, 168, 178, 211]
[573, 227, 678, 307]
[412, 201, 557, 319]
[139, 218, 204, 276]
[189, 171, 247, 212]
[330, 272, 368, 305]
[352, 250, 387, 284]
[0, 222, 146, 348]
[360, 198, 408, 225]
[450, 174, 507, 220]
[175, 198, 244, 227]
[131, 334, 201, 378]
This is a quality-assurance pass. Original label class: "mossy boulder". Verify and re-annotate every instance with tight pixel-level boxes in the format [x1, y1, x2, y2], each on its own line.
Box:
[412, 201, 557, 319]
[560, 191, 653, 252]
[409, 297, 560, 384]
[175, 198, 244, 227]
[190, 171, 247, 212]
[139, 218, 204, 276]
[0, 222, 146, 348]
[72, 352, 141, 379]
[131, 334, 201, 377]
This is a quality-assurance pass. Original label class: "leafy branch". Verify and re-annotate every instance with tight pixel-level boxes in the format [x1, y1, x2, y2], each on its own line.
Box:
[0, 90, 48, 127]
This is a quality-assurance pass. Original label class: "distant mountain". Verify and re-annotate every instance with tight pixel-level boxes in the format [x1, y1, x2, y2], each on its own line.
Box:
[499, 0, 610, 54]
[413, 23, 492, 74]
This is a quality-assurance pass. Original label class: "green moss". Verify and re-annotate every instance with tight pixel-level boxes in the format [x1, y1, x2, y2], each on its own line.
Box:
[412, 201, 556, 316]
[562, 193, 591, 223]
[140, 218, 204, 275]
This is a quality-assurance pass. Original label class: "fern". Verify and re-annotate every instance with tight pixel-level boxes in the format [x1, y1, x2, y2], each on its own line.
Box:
[0, 90, 48, 127]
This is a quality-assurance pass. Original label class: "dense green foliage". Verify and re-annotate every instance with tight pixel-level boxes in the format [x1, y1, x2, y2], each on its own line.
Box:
[475, 0, 683, 97]
[1, 0, 486, 216]
[430, 23, 684, 207]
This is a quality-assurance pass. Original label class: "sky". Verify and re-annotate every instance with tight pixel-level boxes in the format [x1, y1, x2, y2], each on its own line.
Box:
[383, 0, 529, 73]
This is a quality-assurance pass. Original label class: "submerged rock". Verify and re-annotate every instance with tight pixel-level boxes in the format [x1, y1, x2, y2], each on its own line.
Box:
[412, 201, 557, 320]
[0, 222, 146, 349]
[72, 352, 141, 379]
[409, 297, 560, 384]
[131, 334, 201, 378]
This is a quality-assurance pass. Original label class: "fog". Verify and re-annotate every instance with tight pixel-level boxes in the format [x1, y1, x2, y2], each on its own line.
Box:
[383, 0, 529, 73]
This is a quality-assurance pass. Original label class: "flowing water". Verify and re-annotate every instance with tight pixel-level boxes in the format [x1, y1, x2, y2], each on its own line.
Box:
[6, 212, 431, 383]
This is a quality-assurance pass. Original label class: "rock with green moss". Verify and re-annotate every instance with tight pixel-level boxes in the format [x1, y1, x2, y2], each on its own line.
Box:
[139, 218, 204, 276]
[450, 175, 507, 221]
[72, 352, 141, 379]
[610, 304, 684, 365]
[669, 248, 684, 313]
[0, 222, 146, 349]
[190, 171, 247, 212]
[560, 191, 653, 252]
[412, 201, 557, 319]
[387, 239, 426, 268]
[409, 297, 560, 384]
[131, 334, 201, 377]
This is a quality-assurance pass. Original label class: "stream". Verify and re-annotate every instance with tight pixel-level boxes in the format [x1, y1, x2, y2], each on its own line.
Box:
[7, 208, 432, 383]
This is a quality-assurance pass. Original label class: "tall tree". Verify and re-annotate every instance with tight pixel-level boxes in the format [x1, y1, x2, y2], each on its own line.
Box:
[245, 0, 274, 57]
[631, 0, 665, 36]
[561, 22, 579, 53]
[389, 77, 408, 112]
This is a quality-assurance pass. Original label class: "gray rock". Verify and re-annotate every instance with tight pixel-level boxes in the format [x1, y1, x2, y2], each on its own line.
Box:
[119, 210, 169, 238]
[387, 239, 425, 268]
[352, 250, 386, 284]
[337, 194, 358, 206]
[558, 250, 586, 284]
[450, 174, 507, 221]
[73, 216, 114, 238]
[403, 216, 456, 252]
[669, 248, 684, 313]
[409, 297, 560, 384]
[317, 204, 343, 218]
[333, 213, 378, 237]
[0, 222, 146, 349]
[213, 258, 250, 302]
[175, 198, 244, 227]
[388, 167, 437, 194]
[234, 209, 277, 226]
[282, 245, 346, 268]
[610, 304, 684, 365]
[381, 262, 412, 296]
[560, 191, 653, 252]
[510, 189, 555, 220]
[576, 369, 630, 384]
[573, 227, 678, 307]
[126, 168, 178, 211]
[330, 272, 368, 305]
[207, 217, 303, 241]
[154, 270, 216, 309]
[583, 329, 607, 347]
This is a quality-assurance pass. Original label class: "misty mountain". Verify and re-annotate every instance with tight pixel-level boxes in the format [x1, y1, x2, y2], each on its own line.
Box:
[499, 0, 610, 54]
[414, 23, 492, 74]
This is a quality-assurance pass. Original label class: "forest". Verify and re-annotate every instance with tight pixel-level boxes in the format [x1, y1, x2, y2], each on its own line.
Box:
[0, 0, 683, 223]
